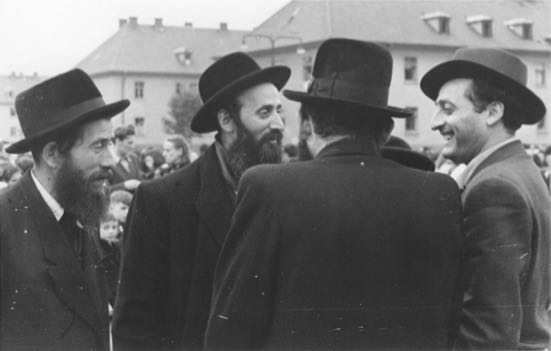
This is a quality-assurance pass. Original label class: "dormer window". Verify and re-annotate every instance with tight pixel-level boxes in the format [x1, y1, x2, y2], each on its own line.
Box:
[504, 18, 533, 40]
[422, 12, 451, 34]
[466, 15, 493, 38]
[173, 47, 193, 66]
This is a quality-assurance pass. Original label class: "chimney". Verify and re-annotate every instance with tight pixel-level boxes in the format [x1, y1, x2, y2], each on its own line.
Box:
[184, 22, 193, 28]
[129, 16, 138, 26]
[154, 17, 163, 27]
[219, 22, 228, 31]
[119, 18, 127, 28]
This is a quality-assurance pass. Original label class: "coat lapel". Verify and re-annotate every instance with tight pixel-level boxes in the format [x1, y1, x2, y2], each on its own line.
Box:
[194, 145, 234, 247]
[17, 173, 103, 334]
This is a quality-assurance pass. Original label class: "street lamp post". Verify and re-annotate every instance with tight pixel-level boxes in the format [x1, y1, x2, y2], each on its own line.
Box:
[241, 33, 305, 66]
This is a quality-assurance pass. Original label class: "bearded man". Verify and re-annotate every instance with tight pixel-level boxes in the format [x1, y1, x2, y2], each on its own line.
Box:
[112, 52, 291, 350]
[0, 69, 129, 350]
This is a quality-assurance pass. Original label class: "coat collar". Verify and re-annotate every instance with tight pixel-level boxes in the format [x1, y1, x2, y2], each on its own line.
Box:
[194, 144, 235, 247]
[17, 172, 105, 340]
[316, 137, 379, 159]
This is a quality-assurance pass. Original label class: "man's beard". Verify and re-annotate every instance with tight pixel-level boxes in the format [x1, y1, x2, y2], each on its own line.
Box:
[54, 159, 111, 231]
[226, 124, 283, 181]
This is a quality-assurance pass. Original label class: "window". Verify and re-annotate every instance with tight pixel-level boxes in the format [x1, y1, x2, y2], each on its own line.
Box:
[481, 21, 492, 37]
[404, 57, 417, 82]
[439, 17, 450, 34]
[302, 56, 313, 82]
[535, 63, 546, 87]
[10, 107, 16, 117]
[134, 117, 145, 136]
[466, 15, 492, 38]
[175, 82, 182, 94]
[422, 12, 451, 34]
[505, 19, 533, 40]
[10, 126, 17, 137]
[134, 81, 144, 99]
[405, 107, 418, 132]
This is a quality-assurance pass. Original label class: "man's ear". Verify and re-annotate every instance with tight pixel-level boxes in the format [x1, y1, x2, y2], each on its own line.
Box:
[486, 101, 505, 126]
[381, 118, 395, 145]
[217, 108, 235, 133]
[41, 142, 62, 169]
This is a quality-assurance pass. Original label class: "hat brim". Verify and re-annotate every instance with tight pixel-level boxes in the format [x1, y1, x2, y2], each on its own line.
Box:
[382, 147, 435, 172]
[283, 90, 413, 118]
[420, 60, 546, 124]
[6, 99, 130, 154]
[191, 65, 291, 133]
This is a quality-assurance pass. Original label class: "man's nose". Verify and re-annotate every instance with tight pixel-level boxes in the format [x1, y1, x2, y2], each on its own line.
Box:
[430, 110, 445, 131]
[101, 148, 116, 168]
[270, 111, 285, 132]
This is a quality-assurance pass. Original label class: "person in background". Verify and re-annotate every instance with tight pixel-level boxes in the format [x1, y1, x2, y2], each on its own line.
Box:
[421, 47, 550, 349]
[113, 52, 291, 350]
[99, 211, 122, 313]
[0, 68, 128, 350]
[157, 134, 192, 177]
[109, 189, 133, 232]
[109, 125, 142, 192]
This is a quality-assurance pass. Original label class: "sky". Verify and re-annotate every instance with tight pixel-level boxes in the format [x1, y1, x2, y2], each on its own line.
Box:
[0, 0, 291, 76]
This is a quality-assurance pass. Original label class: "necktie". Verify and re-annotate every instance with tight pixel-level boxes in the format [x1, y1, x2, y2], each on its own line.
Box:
[59, 212, 84, 266]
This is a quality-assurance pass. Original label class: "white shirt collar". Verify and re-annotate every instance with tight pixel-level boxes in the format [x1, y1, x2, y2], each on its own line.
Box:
[31, 169, 64, 221]
[457, 137, 519, 189]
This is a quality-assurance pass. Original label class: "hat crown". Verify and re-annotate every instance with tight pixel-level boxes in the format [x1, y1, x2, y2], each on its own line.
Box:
[15, 69, 104, 140]
[199, 52, 262, 103]
[308, 39, 393, 107]
[453, 47, 527, 86]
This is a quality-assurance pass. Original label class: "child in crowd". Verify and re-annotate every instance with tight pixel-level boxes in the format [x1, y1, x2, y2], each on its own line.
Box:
[109, 189, 133, 232]
[99, 211, 121, 313]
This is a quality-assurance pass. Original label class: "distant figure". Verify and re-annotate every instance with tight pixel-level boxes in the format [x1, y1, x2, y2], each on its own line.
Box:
[157, 134, 191, 177]
[0, 68, 128, 350]
[422, 47, 550, 349]
[109, 125, 142, 192]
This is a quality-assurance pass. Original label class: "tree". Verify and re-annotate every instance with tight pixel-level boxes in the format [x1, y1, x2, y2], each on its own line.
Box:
[163, 91, 203, 139]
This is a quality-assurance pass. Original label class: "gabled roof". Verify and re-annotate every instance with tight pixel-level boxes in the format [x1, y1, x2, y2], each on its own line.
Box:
[77, 20, 247, 76]
[246, 0, 550, 52]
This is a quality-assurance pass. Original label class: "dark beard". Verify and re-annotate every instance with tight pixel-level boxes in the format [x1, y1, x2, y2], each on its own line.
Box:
[54, 159, 111, 231]
[226, 125, 283, 181]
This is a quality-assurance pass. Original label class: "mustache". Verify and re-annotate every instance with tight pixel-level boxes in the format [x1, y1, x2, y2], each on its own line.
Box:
[88, 168, 113, 182]
[259, 129, 283, 144]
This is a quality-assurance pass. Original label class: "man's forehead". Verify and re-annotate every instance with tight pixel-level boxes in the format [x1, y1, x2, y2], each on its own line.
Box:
[436, 78, 472, 103]
[237, 82, 281, 105]
[81, 118, 114, 140]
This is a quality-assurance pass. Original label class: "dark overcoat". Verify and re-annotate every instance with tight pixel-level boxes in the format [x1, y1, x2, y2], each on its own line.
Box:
[456, 140, 550, 349]
[112, 144, 234, 350]
[205, 138, 464, 350]
[0, 172, 110, 350]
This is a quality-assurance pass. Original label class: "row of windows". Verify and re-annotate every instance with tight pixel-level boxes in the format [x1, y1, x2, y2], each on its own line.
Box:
[133, 81, 199, 99]
[301, 56, 547, 86]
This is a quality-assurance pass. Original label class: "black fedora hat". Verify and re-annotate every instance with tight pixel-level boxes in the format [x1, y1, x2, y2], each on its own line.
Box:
[420, 47, 546, 125]
[191, 52, 291, 133]
[7, 69, 129, 154]
[382, 136, 435, 172]
[283, 38, 412, 118]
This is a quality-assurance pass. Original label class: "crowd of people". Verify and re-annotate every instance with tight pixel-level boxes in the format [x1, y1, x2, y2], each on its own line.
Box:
[0, 38, 549, 351]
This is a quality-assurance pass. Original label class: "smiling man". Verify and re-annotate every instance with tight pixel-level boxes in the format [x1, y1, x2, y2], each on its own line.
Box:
[112, 52, 290, 350]
[0, 69, 129, 350]
[421, 47, 550, 349]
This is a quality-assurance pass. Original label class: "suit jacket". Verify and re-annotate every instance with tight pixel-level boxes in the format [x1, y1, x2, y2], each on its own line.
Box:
[0, 172, 110, 351]
[109, 153, 142, 192]
[205, 138, 464, 350]
[112, 144, 234, 350]
[456, 140, 550, 350]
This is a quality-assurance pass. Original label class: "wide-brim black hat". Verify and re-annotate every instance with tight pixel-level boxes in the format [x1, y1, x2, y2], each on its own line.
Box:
[283, 38, 412, 118]
[421, 47, 545, 125]
[7, 69, 129, 154]
[191, 52, 291, 133]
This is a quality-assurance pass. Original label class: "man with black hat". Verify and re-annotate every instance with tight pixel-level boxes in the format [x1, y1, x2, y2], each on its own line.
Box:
[0, 69, 129, 350]
[205, 38, 464, 350]
[112, 52, 290, 350]
[421, 47, 550, 349]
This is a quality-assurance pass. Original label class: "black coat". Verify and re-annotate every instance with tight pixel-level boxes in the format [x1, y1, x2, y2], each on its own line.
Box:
[0, 172, 110, 350]
[108, 153, 143, 192]
[112, 144, 234, 350]
[205, 138, 464, 350]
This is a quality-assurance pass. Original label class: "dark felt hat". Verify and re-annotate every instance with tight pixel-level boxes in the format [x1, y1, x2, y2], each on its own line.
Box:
[283, 38, 412, 118]
[7, 69, 129, 154]
[420, 47, 546, 125]
[382, 136, 435, 172]
[191, 52, 291, 133]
